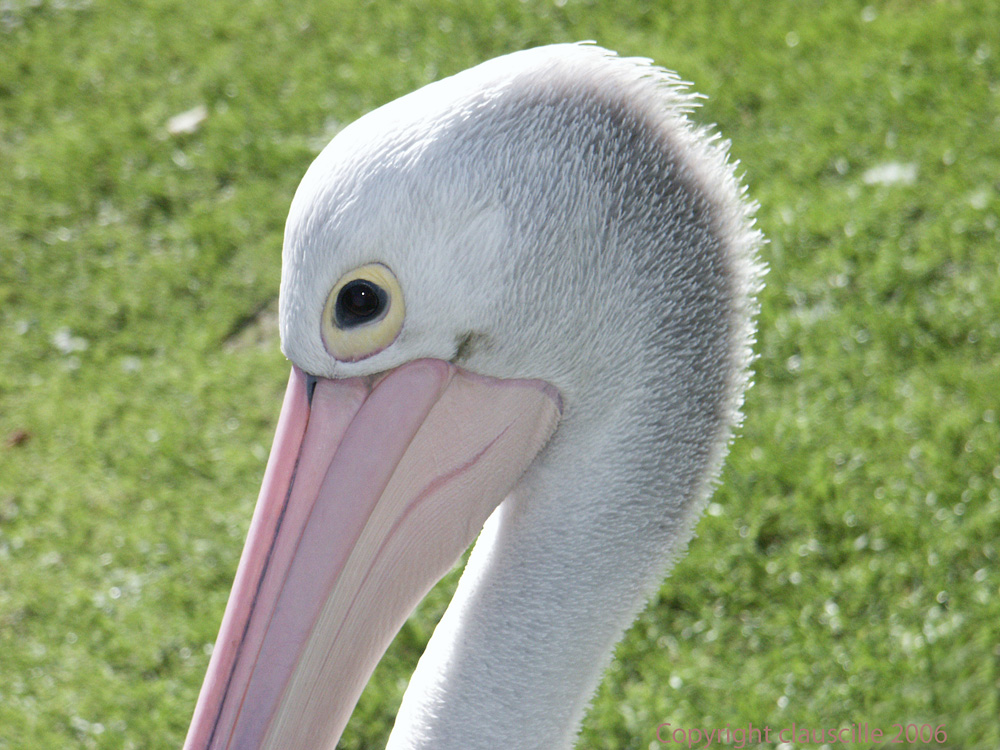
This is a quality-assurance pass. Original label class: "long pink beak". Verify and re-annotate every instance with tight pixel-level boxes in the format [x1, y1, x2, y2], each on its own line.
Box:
[183, 358, 561, 749]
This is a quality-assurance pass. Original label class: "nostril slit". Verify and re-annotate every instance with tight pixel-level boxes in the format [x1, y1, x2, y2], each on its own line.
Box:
[305, 374, 319, 406]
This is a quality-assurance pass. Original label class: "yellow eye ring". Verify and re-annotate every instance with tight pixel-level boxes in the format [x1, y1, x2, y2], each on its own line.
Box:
[321, 263, 405, 362]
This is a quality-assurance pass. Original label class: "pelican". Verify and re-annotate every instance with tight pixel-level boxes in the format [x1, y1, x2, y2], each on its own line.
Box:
[183, 43, 763, 750]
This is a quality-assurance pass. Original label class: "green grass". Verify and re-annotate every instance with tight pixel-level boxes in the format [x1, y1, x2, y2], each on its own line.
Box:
[2, 1, 998, 748]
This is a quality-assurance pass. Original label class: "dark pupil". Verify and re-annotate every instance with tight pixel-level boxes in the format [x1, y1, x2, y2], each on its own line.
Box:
[335, 280, 385, 328]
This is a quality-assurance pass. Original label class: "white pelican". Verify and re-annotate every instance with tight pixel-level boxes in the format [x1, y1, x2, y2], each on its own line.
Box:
[183, 43, 763, 750]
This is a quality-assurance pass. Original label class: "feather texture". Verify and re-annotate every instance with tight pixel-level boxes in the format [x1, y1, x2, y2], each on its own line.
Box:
[278, 43, 764, 749]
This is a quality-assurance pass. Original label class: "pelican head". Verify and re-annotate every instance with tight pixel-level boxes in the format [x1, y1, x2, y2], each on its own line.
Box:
[184, 43, 763, 750]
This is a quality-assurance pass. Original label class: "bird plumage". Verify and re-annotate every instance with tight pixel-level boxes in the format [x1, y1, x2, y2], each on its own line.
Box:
[189, 42, 763, 750]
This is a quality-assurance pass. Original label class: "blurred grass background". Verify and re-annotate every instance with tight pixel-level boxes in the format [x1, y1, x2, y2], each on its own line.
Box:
[1, 0, 998, 748]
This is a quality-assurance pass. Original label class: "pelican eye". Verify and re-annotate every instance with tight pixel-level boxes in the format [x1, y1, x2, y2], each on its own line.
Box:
[322, 263, 404, 362]
[336, 279, 386, 327]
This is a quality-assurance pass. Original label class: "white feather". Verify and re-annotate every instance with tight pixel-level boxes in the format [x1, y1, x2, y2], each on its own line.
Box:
[279, 42, 764, 750]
